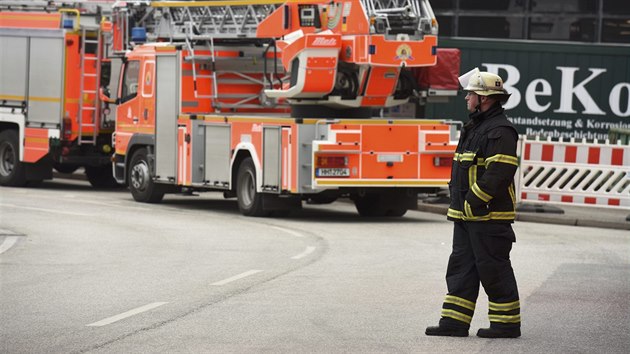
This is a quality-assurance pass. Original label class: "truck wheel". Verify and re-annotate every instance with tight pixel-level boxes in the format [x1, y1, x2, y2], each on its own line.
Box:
[85, 165, 120, 188]
[306, 191, 338, 205]
[353, 193, 408, 217]
[128, 148, 164, 203]
[54, 163, 80, 174]
[0, 130, 27, 187]
[236, 157, 269, 216]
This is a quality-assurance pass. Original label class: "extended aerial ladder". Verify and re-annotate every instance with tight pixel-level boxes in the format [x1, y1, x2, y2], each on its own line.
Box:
[110, 0, 440, 115]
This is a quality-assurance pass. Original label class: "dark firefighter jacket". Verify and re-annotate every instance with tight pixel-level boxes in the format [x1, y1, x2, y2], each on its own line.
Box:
[447, 103, 519, 223]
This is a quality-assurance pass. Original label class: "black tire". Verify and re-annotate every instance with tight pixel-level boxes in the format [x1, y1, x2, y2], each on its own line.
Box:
[85, 165, 120, 188]
[0, 130, 27, 187]
[353, 193, 408, 217]
[386, 207, 408, 217]
[128, 148, 164, 203]
[54, 163, 80, 174]
[236, 157, 269, 216]
[306, 191, 338, 205]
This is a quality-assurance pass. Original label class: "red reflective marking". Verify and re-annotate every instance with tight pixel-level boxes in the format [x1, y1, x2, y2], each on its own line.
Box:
[539, 194, 550, 201]
[521, 192, 527, 199]
[608, 199, 620, 206]
[585, 197, 597, 204]
[564, 146, 577, 163]
[561, 195, 573, 203]
[541, 145, 554, 161]
[524, 144, 531, 160]
[588, 147, 600, 164]
[611, 148, 623, 166]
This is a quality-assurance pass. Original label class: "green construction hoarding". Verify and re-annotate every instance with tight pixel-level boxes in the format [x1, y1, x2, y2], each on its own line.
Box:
[425, 38, 630, 141]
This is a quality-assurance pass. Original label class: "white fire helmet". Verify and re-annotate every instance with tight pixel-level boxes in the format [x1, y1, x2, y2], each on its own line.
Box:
[458, 67, 511, 101]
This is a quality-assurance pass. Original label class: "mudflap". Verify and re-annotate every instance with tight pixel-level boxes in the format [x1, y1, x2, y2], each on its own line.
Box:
[25, 156, 53, 181]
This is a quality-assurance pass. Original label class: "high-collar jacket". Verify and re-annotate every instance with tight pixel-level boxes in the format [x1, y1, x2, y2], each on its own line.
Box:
[447, 104, 519, 225]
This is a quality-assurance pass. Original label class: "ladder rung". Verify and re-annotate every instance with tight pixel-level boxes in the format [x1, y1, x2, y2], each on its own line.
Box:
[184, 55, 214, 61]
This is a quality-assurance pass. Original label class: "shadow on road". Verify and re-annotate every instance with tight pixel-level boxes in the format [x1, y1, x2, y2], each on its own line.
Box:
[159, 197, 433, 224]
[31, 178, 438, 224]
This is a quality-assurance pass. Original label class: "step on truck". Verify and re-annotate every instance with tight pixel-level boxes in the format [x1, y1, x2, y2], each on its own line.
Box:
[104, 0, 459, 217]
[0, 1, 120, 187]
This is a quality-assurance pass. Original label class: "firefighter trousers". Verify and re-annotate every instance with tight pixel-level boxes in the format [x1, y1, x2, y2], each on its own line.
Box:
[438, 221, 521, 330]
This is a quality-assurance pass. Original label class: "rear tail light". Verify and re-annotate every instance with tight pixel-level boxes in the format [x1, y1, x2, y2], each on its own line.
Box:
[62, 116, 72, 140]
[316, 155, 348, 168]
[315, 155, 350, 177]
[433, 156, 453, 167]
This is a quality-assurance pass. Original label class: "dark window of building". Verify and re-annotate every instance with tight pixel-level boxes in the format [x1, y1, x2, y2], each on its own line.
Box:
[602, 18, 630, 42]
[433, 0, 629, 44]
[460, 0, 518, 11]
[603, 0, 630, 15]
[431, 0, 455, 10]
[436, 16, 454, 36]
[459, 16, 511, 38]
[530, 0, 597, 13]
[529, 16, 596, 41]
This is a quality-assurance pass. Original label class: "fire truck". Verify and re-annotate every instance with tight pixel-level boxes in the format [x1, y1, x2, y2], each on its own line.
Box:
[102, 0, 460, 217]
[0, 0, 119, 187]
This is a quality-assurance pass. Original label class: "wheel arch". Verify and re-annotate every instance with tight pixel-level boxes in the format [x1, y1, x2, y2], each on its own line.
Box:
[122, 134, 155, 185]
[230, 143, 261, 191]
[0, 118, 25, 161]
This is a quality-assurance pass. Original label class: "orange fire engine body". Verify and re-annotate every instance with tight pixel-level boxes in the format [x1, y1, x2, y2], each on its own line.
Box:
[0, 3, 117, 187]
[112, 48, 456, 216]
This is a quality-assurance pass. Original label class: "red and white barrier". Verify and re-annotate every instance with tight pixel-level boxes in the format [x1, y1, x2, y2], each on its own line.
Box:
[517, 136, 630, 210]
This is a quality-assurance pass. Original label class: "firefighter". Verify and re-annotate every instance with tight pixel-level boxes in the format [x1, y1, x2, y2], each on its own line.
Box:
[425, 68, 521, 338]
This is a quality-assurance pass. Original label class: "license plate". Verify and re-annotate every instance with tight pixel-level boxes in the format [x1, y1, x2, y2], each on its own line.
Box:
[316, 168, 350, 177]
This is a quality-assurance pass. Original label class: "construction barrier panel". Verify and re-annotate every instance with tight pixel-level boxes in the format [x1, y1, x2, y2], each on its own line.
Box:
[518, 136, 630, 210]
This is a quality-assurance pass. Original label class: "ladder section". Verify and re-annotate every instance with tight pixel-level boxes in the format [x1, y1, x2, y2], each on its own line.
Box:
[78, 27, 103, 145]
[126, 1, 283, 41]
[0, 0, 115, 13]
[361, 0, 437, 37]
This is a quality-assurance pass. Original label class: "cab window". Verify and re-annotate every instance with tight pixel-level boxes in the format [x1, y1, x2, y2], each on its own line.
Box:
[120, 60, 140, 103]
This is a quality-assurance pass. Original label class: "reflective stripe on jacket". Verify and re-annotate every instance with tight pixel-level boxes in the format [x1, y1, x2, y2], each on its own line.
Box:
[447, 104, 519, 223]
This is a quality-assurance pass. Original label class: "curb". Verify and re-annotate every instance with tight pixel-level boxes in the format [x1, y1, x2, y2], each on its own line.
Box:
[415, 203, 630, 231]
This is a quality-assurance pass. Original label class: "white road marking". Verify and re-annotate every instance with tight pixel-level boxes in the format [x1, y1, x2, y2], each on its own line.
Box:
[270, 226, 304, 238]
[212, 269, 263, 286]
[0, 203, 95, 217]
[0, 236, 19, 255]
[86, 302, 168, 327]
[291, 246, 316, 260]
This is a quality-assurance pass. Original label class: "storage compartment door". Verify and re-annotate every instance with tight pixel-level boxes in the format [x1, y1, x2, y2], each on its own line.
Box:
[155, 54, 179, 182]
[28, 37, 64, 125]
[204, 124, 231, 188]
[0, 36, 28, 103]
[263, 126, 281, 193]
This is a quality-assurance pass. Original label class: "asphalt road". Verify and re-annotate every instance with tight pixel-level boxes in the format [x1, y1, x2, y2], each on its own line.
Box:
[1, 179, 629, 353]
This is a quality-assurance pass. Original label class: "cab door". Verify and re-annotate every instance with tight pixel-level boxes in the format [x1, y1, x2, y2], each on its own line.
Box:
[114, 59, 142, 155]
[114, 55, 158, 151]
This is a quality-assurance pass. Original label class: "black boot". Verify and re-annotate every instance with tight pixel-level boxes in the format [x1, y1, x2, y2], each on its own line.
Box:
[476, 327, 521, 338]
[425, 325, 468, 337]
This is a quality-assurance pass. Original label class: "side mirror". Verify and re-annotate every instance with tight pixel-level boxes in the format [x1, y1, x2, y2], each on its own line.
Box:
[99, 87, 116, 104]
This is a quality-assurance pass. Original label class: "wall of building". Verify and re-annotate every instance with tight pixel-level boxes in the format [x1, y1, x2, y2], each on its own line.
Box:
[425, 38, 630, 140]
